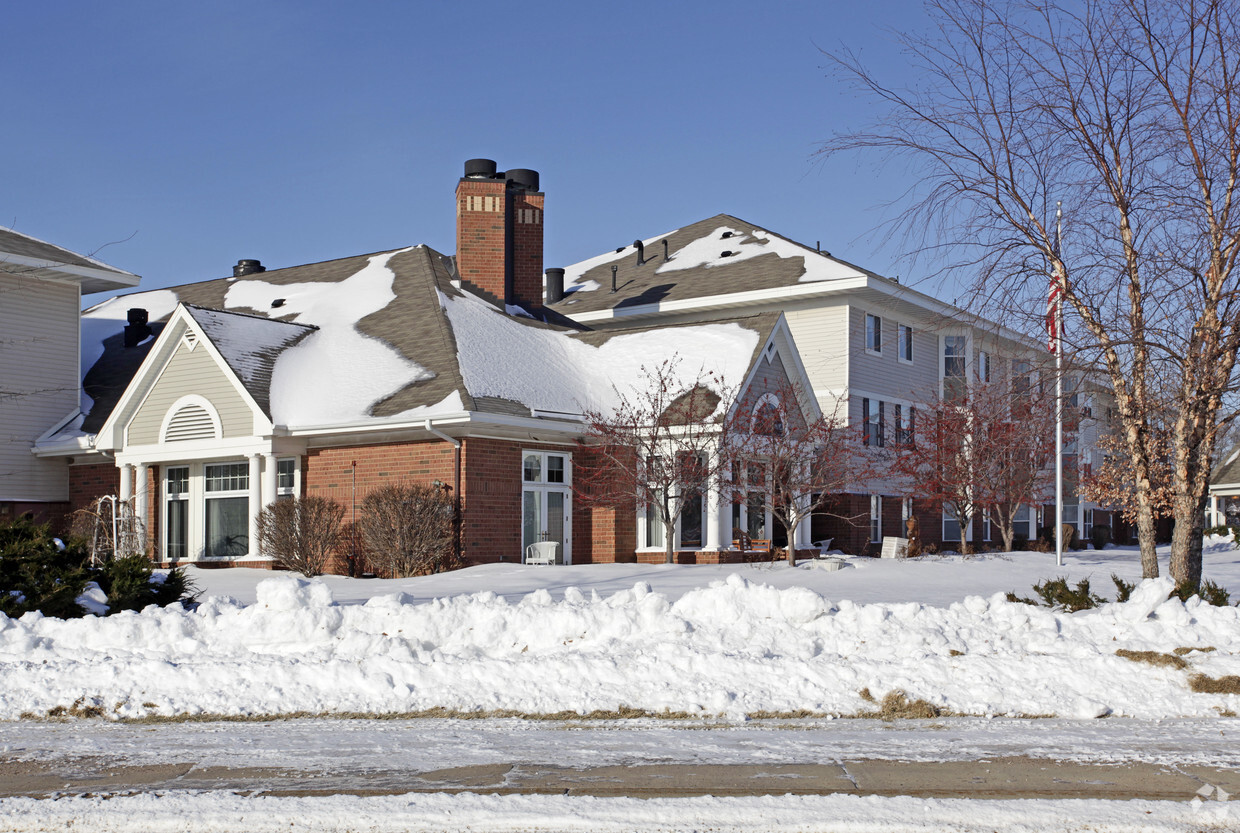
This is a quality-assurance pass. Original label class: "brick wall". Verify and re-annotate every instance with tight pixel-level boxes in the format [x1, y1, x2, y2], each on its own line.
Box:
[511, 190, 544, 309]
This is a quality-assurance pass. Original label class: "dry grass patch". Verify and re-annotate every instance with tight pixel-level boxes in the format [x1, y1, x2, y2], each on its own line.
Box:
[98, 705, 697, 724]
[744, 709, 828, 720]
[856, 689, 947, 720]
[1115, 649, 1188, 670]
[949, 649, 965, 657]
[1188, 674, 1240, 695]
[1173, 646, 1216, 656]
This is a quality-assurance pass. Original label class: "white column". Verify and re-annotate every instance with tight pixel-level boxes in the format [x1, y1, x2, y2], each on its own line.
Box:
[135, 463, 149, 547]
[1210, 494, 1220, 527]
[118, 463, 133, 502]
[704, 448, 721, 552]
[262, 453, 278, 510]
[248, 454, 262, 558]
[795, 493, 812, 549]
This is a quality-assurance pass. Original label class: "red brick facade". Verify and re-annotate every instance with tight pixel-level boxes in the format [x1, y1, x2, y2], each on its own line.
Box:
[455, 172, 544, 310]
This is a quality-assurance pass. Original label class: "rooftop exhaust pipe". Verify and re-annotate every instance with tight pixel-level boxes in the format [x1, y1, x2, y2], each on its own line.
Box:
[545, 268, 565, 304]
[634, 240, 645, 266]
[662, 239, 670, 260]
[463, 158, 498, 179]
[611, 264, 618, 293]
[234, 259, 265, 277]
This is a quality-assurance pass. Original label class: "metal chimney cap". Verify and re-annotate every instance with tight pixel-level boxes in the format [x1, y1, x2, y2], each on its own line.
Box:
[504, 168, 540, 192]
[464, 158, 498, 179]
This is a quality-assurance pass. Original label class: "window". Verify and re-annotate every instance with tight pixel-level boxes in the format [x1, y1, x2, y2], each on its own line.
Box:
[898, 324, 913, 363]
[982, 511, 991, 542]
[870, 495, 882, 543]
[747, 491, 766, 540]
[862, 398, 885, 447]
[977, 350, 991, 383]
[645, 492, 666, 548]
[943, 503, 963, 542]
[943, 336, 967, 401]
[865, 314, 882, 354]
[165, 466, 189, 560]
[276, 458, 297, 500]
[1012, 505, 1032, 541]
[204, 462, 249, 558]
[894, 404, 914, 447]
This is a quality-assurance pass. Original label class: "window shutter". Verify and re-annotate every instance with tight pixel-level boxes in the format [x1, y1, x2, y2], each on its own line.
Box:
[878, 401, 886, 447]
[862, 398, 871, 446]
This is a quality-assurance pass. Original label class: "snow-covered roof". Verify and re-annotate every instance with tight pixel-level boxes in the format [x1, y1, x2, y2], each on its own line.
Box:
[71, 244, 780, 437]
[550, 214, 877, 316]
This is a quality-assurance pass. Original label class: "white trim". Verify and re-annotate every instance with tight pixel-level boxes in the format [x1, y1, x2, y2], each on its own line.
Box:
[864, 312, 883, 356]
[0, 248, 140, 288]
[159, 394, 223, 443]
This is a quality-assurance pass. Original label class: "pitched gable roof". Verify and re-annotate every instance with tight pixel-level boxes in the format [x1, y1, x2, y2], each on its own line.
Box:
[549, 214, 879, 317]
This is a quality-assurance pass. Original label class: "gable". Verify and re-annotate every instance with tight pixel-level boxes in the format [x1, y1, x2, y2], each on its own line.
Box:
[125, 336, 261, 446]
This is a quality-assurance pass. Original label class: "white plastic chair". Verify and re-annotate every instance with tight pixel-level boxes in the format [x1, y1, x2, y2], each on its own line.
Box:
[525, 540, 559, 565]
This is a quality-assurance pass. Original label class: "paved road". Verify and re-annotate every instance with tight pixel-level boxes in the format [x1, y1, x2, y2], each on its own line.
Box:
[3, 716, 1238, 801]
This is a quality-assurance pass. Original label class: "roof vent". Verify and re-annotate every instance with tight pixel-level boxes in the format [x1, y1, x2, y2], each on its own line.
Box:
[464, 158, 498, 179]
[234, 259, 265, 277]
[545, 268, 565, 304]
[720, 250, 734, 258]
[721, 231, 734, 239]
[611, 264, 618, 293]
[124, 308, 152, 348]
[663, 239, 670, 260]
[271, 298, 286, 308]
[634, 240, 645, 266]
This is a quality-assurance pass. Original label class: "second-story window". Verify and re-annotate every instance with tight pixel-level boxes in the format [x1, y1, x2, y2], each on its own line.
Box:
[865, 314, 882, 354]
[899, 324, 913, 363]
[977, 350, 991, 383]
[943, 336, 967, 402]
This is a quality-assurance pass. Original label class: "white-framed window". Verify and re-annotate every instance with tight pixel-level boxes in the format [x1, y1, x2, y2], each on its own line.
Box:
[943, 503, 963, 542]
[862, 398, 885, 447]
[977, 350, 991, 383]
[276, 457, 298, 500]
[898, 323, 914, 364]
[943, 336, 967, 401]
[164, 466, 189, 560]
[523, 450, 571, 563]
[204, 462, 250, 558]
[901, 497, 913, 527]
[982, 511, 991, 542]
[865, 313, 882, 355]
[1012, 504, 1032, 541]
[870, 494, 882, 543]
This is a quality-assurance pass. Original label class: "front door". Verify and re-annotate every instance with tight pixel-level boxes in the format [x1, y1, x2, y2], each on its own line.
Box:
[522, 451, 572, 563]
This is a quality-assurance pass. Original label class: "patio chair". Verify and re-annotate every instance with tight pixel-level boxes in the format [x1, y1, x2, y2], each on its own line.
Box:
[524, 540, 558, 565]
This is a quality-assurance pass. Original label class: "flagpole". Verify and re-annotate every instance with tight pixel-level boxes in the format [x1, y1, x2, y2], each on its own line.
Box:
[1054, 202, 1064, 568]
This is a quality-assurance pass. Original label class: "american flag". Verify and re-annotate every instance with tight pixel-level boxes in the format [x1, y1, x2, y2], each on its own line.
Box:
[1047, 269, 1062, 353]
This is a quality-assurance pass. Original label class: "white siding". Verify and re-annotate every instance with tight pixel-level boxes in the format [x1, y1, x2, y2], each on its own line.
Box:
[0, 274, 79, 501]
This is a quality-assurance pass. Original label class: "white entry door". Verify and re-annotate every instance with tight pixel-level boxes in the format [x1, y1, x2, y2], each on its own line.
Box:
[522, 451, 572, 564]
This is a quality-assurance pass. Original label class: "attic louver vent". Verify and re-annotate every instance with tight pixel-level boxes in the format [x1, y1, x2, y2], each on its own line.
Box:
[182, 331, 198, 350]
[164, 404, 217, 442]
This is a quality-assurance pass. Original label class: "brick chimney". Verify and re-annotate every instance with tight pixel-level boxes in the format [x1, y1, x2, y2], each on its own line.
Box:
[455, 159, 544, 311]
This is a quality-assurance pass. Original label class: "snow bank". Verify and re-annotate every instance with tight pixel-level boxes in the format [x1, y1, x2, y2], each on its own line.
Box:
[1, 575, 1237, 721]
[2, 792, 1234, 833]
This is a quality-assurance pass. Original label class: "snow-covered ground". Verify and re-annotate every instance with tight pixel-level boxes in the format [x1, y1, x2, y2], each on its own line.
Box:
[1, 541, 1237, 722]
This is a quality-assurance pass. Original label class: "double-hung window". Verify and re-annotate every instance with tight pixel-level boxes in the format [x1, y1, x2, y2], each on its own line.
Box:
[898, 324, 913, 363]
[165, 466, 189, 560]
[870, 495, 882, 543]
[943, 336, 967, 402]
[865, 314, 882, 355]
[893, 404, 914, 447]
[862, 398, 885, 447]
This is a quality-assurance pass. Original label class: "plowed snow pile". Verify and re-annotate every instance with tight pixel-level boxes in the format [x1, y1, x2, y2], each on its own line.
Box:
[1, 575, 1237, 720]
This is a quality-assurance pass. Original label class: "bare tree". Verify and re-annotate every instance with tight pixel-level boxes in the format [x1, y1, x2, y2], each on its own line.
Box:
[575, 359, 732, 564]
[822, 0, 1240, 586]
[358, 482, 455, 577]
[721, 379, 859, 564]
[256, 496, 346, 577]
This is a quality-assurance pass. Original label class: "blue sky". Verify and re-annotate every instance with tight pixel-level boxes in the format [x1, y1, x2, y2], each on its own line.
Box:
[4, 1, 936, 305]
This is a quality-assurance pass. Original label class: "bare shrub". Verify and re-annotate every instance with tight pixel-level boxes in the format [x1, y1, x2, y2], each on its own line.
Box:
[257, 497, 345, 577]
[358, 482, 455, 577]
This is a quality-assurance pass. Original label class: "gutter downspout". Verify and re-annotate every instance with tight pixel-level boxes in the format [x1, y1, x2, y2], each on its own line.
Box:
[425, 420, 463, 564]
